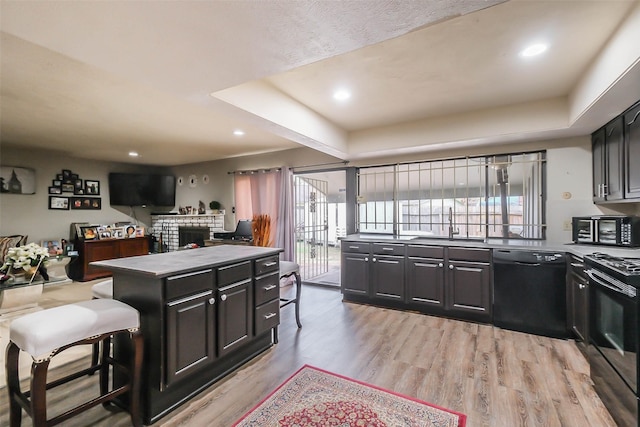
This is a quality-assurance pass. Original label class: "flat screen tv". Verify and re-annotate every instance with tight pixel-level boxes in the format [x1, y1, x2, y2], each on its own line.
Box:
[108, 173, 176, 207]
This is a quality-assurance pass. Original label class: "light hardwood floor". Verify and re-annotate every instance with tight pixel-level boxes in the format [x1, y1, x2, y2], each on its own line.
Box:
[0, 282, 616, 427]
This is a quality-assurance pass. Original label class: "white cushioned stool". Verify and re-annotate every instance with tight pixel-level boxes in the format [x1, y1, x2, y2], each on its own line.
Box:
[90, 278, 114, 368]
[6, 299, 143, 427]
[91, 278, 113, 299]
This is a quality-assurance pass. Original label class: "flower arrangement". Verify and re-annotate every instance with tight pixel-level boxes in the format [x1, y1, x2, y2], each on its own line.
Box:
[1, 243, 49, 273]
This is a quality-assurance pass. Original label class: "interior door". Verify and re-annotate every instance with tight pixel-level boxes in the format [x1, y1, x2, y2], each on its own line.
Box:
[294, 175, 329, 281]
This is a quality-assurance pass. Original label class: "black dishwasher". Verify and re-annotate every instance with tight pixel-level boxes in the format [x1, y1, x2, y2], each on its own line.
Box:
[493, 249, 569, 338]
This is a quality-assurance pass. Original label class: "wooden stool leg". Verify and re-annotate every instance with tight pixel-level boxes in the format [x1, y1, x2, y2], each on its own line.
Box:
[6, 342, 23, 427]
[100, 336, 111, 403]
[89, 341, 100, 374]
[129, 330, 144, 427]
[294, 272, 302, 328]
[30, 358, 52, 426]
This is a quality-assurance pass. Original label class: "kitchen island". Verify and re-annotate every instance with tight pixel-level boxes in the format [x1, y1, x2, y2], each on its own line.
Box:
[92, 245, 283, 424]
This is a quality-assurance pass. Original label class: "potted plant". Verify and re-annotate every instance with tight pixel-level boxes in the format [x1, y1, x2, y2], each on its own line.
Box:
[209, 201, 222, 214]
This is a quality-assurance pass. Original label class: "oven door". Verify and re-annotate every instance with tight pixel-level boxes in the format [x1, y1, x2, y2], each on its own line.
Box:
[587, 268, 638, 394]
[596, 218, 621, 245]
[573, 218, 595, 243]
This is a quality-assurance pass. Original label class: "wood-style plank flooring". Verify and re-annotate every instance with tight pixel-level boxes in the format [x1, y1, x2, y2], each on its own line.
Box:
[0, 281, 616, 426]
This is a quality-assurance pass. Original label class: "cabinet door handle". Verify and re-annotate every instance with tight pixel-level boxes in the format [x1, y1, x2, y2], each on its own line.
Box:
[264, 284, 277, 291]
[372, 258, 377, 262]
[578, 284, 586, 290]
[364, 257, 369, 262]
[381, 247, 394, 251]
[449, 264, 454, 270]
[209, 297, 215, 305]
[628, 109, 640, 125]
[221, 294, 227, 301]
[264, 312, 277, 319]
[264, 262, 278, 267]
[438, 263, 443, 268]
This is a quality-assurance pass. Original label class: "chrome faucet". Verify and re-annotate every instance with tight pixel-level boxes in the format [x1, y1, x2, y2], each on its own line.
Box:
[448, 207, 460, 239]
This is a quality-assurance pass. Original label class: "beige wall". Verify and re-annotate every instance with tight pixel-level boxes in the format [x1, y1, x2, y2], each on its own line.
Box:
[0, 148, 167, 243]
[2, 137, 639, 244]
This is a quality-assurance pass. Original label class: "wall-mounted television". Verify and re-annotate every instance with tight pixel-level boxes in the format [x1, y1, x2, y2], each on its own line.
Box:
[108, 173, 176, 207]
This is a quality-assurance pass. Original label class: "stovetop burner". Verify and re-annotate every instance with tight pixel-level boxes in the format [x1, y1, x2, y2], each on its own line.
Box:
[585, 253, 640, 286]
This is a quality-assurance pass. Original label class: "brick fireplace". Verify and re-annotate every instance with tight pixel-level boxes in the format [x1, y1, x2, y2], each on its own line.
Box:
[151, 214, 225, 251]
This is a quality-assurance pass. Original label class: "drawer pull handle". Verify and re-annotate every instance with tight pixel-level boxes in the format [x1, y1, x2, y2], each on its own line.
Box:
[382, 247, 394, 251]
[449, 265, 454, 270]
[349, 246, 360, 249]
[264, 312, 277, 320]
[264, 262, 277, 267]
[438, 263, 443, 268]
[221, 294, 227, 301]
[209, 298, 215, 305]
[264, 284, 277, 291]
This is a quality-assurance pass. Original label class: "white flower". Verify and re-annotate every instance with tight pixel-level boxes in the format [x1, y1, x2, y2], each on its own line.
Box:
[1, 243, 49, 272]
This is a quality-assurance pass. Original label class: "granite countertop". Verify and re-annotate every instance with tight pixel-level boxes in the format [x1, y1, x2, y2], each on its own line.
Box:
[91, 245, 283, 278]
[342, 234, 640, 258]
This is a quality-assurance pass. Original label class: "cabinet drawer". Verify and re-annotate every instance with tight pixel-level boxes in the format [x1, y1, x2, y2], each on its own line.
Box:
[218, 261, 252, 286]
[166, 269, 215, 301]
[342, 242, 371, 254]
[448, 247, 491, 262]
[255, 255, 279, 276]
[372, 243, 405, 256]
[255, 299, 280, 335]
[255, 272, 280, 306]
[406, 245, 444, 259]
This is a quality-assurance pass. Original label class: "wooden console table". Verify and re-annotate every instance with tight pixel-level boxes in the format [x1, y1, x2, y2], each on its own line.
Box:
[68, 237, 149, 281]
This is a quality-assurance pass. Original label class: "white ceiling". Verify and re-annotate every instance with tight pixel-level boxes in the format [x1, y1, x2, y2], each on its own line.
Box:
[1, 0, 639, 166]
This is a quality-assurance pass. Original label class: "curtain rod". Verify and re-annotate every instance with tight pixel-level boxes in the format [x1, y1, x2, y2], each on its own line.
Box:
[228, 160, 349, 175]
[227, 167, 282, 175]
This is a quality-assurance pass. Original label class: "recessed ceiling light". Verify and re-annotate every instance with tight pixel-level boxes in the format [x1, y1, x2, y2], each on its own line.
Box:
[333, 89, 351, 101]
[233, 129, 245, 136]
[520, 43, 548, 58]
[128, 151, 139, 157]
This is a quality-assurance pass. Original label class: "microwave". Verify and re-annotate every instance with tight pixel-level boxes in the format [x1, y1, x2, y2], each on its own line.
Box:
[572, 216, 640, 247]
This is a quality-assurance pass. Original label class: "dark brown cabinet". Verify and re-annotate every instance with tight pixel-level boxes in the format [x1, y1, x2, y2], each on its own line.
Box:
[624, 101, 640, 199]
[447, 259, 491, 320]
[371, 243, 405, 301]
[567, 255, 588, 357]
[343, 240, 491, 323]
[592, 117, 624, 202]
[165, 269, 216, 386]
[216, 260, 253, 356]
[406, 245, 491, 322]
[592, 99, 640, 203]
[70, 237, 149, 281]
[406, 245, 445, 309]
[341, 242, 405, 301]
[95, 246, 282, 424]
[254, 255, 280, 336]
[341, 242, 371, 296]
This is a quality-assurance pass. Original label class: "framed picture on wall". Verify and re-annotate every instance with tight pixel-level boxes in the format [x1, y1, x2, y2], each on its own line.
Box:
[48, 186, 62, 195]
[0, 166, 36, 194]
[48, 196, 69, 210]
[85, 180, 100, 195]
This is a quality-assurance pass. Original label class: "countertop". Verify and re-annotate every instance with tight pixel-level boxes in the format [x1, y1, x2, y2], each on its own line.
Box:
[342, 234, 640, 258]
[91, 245, 282, 278]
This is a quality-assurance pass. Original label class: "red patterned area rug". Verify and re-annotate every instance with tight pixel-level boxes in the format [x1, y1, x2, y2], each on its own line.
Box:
[233, 365, 467, 427]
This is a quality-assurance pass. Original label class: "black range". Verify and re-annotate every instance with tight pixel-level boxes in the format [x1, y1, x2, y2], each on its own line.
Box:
[585, 252, 639, 427]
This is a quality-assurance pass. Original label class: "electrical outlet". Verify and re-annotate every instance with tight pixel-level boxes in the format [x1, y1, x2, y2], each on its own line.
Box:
[563, 220, 572, 231]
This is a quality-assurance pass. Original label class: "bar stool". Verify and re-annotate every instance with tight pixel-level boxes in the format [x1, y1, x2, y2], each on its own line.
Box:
[275, 261, 302, 343]
[90, 278, 114, 369]
[6, 299, 144, 427]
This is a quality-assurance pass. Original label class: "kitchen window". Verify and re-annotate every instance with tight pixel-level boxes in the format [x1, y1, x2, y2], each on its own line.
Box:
[357, 151, 546, 240]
